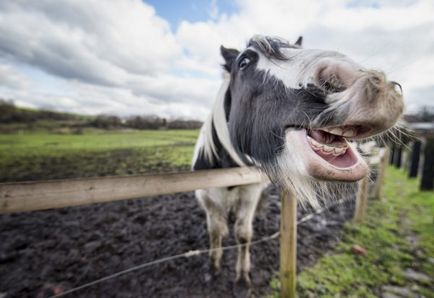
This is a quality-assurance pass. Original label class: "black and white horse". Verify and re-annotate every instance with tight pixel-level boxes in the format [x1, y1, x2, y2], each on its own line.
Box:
[192, 35, 403, 283]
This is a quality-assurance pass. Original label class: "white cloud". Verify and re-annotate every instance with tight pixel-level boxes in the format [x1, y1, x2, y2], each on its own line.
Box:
[0, 63, 33, 89]
[0, 1, 180, 79]
[0, 0, 221, 119]
[1, 79, 211, 119]
[0, 0, 433, 119]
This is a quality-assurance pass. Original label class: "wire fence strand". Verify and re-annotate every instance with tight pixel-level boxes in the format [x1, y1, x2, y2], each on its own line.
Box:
[50, 196, 353, 298]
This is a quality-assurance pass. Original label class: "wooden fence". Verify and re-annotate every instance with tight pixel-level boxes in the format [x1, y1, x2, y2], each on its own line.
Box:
[0, 148, 389, 297]
[354, 147, 388, 222]
[0, 167, 265, 213]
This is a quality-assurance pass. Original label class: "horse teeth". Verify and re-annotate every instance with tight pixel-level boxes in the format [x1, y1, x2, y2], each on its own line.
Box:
[308, 136, 322, 148]
[342, 128, 356, 137]
[333, 147, 347, 156]
[322, 144, 334, 153]
[308, 135, 348, 157]
[322, 127, 356, 138]
[330, 127, 343, 136]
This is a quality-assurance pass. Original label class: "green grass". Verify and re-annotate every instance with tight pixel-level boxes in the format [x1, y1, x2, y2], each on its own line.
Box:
[270, 167, 434, 297]
[0, 130, 199, 182]
[0, 130, 198, 155]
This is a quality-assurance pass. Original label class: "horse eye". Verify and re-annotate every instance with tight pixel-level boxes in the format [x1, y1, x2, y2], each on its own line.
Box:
[238, 57, 251, 69]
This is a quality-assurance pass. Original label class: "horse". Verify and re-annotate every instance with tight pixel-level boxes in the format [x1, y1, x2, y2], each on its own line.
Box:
[192, 35, 404, 283]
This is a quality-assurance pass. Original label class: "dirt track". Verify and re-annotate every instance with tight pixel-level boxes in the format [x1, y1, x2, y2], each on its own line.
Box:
[0, 185, 355, 298]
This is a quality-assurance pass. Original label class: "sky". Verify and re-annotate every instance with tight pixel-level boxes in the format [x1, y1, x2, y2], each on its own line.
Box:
[0, 0, 433, 120]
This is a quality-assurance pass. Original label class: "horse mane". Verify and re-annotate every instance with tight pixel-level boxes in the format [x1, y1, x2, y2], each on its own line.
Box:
[247, 35, 294, 61]
[198, 75, 246, 167]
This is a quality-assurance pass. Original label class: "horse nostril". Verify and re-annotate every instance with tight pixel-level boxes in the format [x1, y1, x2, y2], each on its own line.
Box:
[316, 65, 347, 94]
[318, 72, 346, 93]
[324, 75, 346, 93]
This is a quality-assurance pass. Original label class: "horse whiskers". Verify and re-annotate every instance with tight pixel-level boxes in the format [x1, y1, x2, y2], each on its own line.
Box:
[381, 125, 413, 149]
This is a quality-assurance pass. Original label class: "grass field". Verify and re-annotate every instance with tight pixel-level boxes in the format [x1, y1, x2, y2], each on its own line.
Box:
[0, 129, 199, 182]
[270, 167, 434, 297]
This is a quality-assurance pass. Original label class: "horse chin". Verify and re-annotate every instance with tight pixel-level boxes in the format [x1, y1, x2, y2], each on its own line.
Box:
[285, 129, 368, 182]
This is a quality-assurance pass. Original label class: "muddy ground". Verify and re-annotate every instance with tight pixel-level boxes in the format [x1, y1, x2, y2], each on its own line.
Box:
[0, 185, 355, 298]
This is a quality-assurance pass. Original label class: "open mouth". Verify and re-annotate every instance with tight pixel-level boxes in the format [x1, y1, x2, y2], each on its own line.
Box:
[306, 127, 357, 168]
[285, 126, 369, 182]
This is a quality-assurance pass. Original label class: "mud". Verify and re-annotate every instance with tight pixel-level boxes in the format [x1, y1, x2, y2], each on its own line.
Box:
[0, 186, 355, 298]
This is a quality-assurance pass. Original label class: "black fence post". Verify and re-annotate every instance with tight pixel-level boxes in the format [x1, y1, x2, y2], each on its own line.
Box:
[394, 146, 402, 168]
[421, 138, 434, 191]
[409, 141, 422, 178]
[389, 145, 395, 165]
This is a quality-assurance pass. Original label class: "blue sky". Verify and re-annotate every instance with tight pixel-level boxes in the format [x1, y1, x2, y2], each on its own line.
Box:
[145, 0, 238, 29]
[0, 0, 433, 119]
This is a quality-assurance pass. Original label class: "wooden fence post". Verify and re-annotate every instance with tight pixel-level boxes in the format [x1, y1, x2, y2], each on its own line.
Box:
[409, 140, 422, 178]
[421, 138, 434, 190]
[354, 176, 369, 222]
[373, 148, 389, 200]
[280, 189, 297, 298]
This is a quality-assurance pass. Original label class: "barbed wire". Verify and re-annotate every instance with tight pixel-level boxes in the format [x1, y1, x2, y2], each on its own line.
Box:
[50, 196, 353, 298]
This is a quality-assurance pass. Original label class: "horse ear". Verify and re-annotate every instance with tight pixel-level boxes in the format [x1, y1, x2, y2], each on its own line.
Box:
[295, 36, 303, 46]
[220, 45, 240, 72]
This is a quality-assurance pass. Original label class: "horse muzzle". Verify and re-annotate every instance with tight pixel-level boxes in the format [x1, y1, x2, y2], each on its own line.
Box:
[313, 68, 404, 140]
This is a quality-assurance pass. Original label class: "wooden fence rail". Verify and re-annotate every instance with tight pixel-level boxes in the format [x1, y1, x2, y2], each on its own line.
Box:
[0, 167, 266, 214]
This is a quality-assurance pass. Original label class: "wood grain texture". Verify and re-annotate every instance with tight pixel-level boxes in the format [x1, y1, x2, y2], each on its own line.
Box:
[0, 167, 266, 213]
[354, 176, 369, 223]
[280, 189, 297, 298]
[373, 148, 389, 200]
